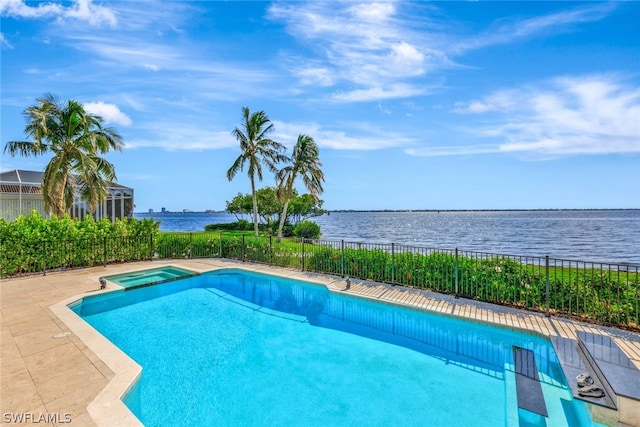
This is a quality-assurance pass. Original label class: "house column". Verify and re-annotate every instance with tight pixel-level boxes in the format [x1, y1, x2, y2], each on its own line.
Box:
[120, 191, 124, 219]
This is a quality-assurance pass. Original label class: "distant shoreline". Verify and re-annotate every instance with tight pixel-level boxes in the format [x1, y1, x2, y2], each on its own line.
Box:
[134, 208, 639, 215]
[325, 208, 639, 213]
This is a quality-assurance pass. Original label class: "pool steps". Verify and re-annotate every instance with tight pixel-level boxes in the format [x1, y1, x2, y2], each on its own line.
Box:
[122, 272, 200, 291]
[513, 346, 548, 417]
[550, 331, 640, 425]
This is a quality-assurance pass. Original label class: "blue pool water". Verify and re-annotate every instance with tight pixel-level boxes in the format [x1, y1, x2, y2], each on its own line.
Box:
[72, 269, 602, 426]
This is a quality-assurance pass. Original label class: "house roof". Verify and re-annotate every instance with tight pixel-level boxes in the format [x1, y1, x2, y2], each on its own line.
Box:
[0, 169, 43, 185]
[0, 169, 133, 192]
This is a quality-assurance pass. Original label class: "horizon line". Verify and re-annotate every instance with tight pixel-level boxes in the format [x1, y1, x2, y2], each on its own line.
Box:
[134, 208, 640, 214]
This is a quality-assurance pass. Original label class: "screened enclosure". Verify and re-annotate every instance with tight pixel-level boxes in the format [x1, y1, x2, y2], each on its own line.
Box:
[0, 169, 134, 222]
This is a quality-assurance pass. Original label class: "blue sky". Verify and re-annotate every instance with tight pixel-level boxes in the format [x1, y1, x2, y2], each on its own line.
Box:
[1, 1, 639, 212]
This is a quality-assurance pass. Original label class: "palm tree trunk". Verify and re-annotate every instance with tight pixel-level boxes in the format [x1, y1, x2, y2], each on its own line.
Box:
[54, 173, 68, 218]
[277, 197, 291, 241]
[250, 176, 259, 237]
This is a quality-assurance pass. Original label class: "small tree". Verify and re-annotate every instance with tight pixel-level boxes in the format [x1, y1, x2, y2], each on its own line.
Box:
[225, 193, 253, 221]
[288, 193, 327, 225]
[255, 187, 281, 226]
[226, 188, 326, 234]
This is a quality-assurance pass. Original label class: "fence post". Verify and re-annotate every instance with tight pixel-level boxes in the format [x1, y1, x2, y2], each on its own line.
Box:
[103, 236, 107, 267]
[391, 243, 395, 285]
[189, 232, 193, 259]
[269, 235, 273, 265]
[545, 255, 550, 317]
[242, 235, 245, 262]
[341, 240, 345, 277]
[150, 234, 154, 260]
[301, 239, 305, 271]
[455, 248, 459, 298]
[42, 240, 46, 275]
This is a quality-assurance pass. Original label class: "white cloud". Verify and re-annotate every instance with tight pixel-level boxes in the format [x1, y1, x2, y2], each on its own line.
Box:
[454, 101, 494, 114]
[0, 0, 62, 18]
[453, 2, 617, 53]
[449, 75, 640, 157]
[125, 126, 236, 151]
[294, 66, 335, 87]
[64, 0, 116, 27]
[0, 32, 12, 49]
[84, 101, 132, 126]
[390, 42, 424, 69]
[511, 2, 615, 38]
[406, 145, 500, 157]
[377, 102, 391, 115]
[268, 2, 446, 102]
[272, 120, 414, 151]
[64, 33, 278, 97]
[267, 2, 616, 104]
[453, 91, 517, 114]
[349, 2, 395, 22]
[332, 84, 429, 102]
[319, 130, 413, 150]
[0, 0, 116, 27]
[70, 36, 179, 68]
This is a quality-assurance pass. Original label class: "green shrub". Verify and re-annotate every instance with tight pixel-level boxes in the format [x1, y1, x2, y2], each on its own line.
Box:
[269, 222, 294, 237]
[205, 220, 268, 232]
[0, 211, 158, 277]
[293, 220, 321, 239]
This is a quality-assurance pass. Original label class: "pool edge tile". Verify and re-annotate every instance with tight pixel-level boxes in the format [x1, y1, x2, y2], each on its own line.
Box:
[50, 294, 143, 427]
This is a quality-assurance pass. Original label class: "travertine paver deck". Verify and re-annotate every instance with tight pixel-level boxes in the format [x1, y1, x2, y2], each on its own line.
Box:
[1, 259, 639, 426]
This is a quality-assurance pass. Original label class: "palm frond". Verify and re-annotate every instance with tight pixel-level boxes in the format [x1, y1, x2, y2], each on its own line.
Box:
[3, 140, 46, 157]
[227, 155, 245, 181]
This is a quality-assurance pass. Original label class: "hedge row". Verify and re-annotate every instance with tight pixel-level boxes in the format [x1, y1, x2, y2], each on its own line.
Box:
[0, 212, 158, 276]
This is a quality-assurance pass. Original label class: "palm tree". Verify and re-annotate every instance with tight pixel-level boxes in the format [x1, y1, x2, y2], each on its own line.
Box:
[227, 107, 288, 236]
[276, 134, 325, 240]
[4, 93, 124, 218]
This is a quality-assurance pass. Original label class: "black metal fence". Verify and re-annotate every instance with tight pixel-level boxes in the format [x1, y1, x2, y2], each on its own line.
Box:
[2, 232, 638, 331]
[0, 235, 154, 276]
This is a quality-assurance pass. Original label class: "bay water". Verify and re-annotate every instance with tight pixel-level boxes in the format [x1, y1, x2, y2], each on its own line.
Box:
[134, 210, 640, 265]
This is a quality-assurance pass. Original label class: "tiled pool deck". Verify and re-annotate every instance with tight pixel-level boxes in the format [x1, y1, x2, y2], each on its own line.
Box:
[2, 259, 639, 426]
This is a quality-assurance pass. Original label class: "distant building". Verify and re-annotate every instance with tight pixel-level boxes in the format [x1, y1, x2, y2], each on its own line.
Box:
[161, 207, 166, 213]
[0, 169, 134, 222]
[149, 208, 154, 214]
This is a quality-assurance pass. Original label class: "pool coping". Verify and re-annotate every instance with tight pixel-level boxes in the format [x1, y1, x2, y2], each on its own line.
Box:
[50, 293, 143, 426]
[3, 259, 640, 427]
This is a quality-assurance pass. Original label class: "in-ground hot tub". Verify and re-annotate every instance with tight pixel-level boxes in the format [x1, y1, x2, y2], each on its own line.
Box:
[102, 266, 198, 290]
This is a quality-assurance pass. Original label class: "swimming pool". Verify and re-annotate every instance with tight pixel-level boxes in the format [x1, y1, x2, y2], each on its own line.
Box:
[102, 265, 198, 289]
[72, 269, 602, 426]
